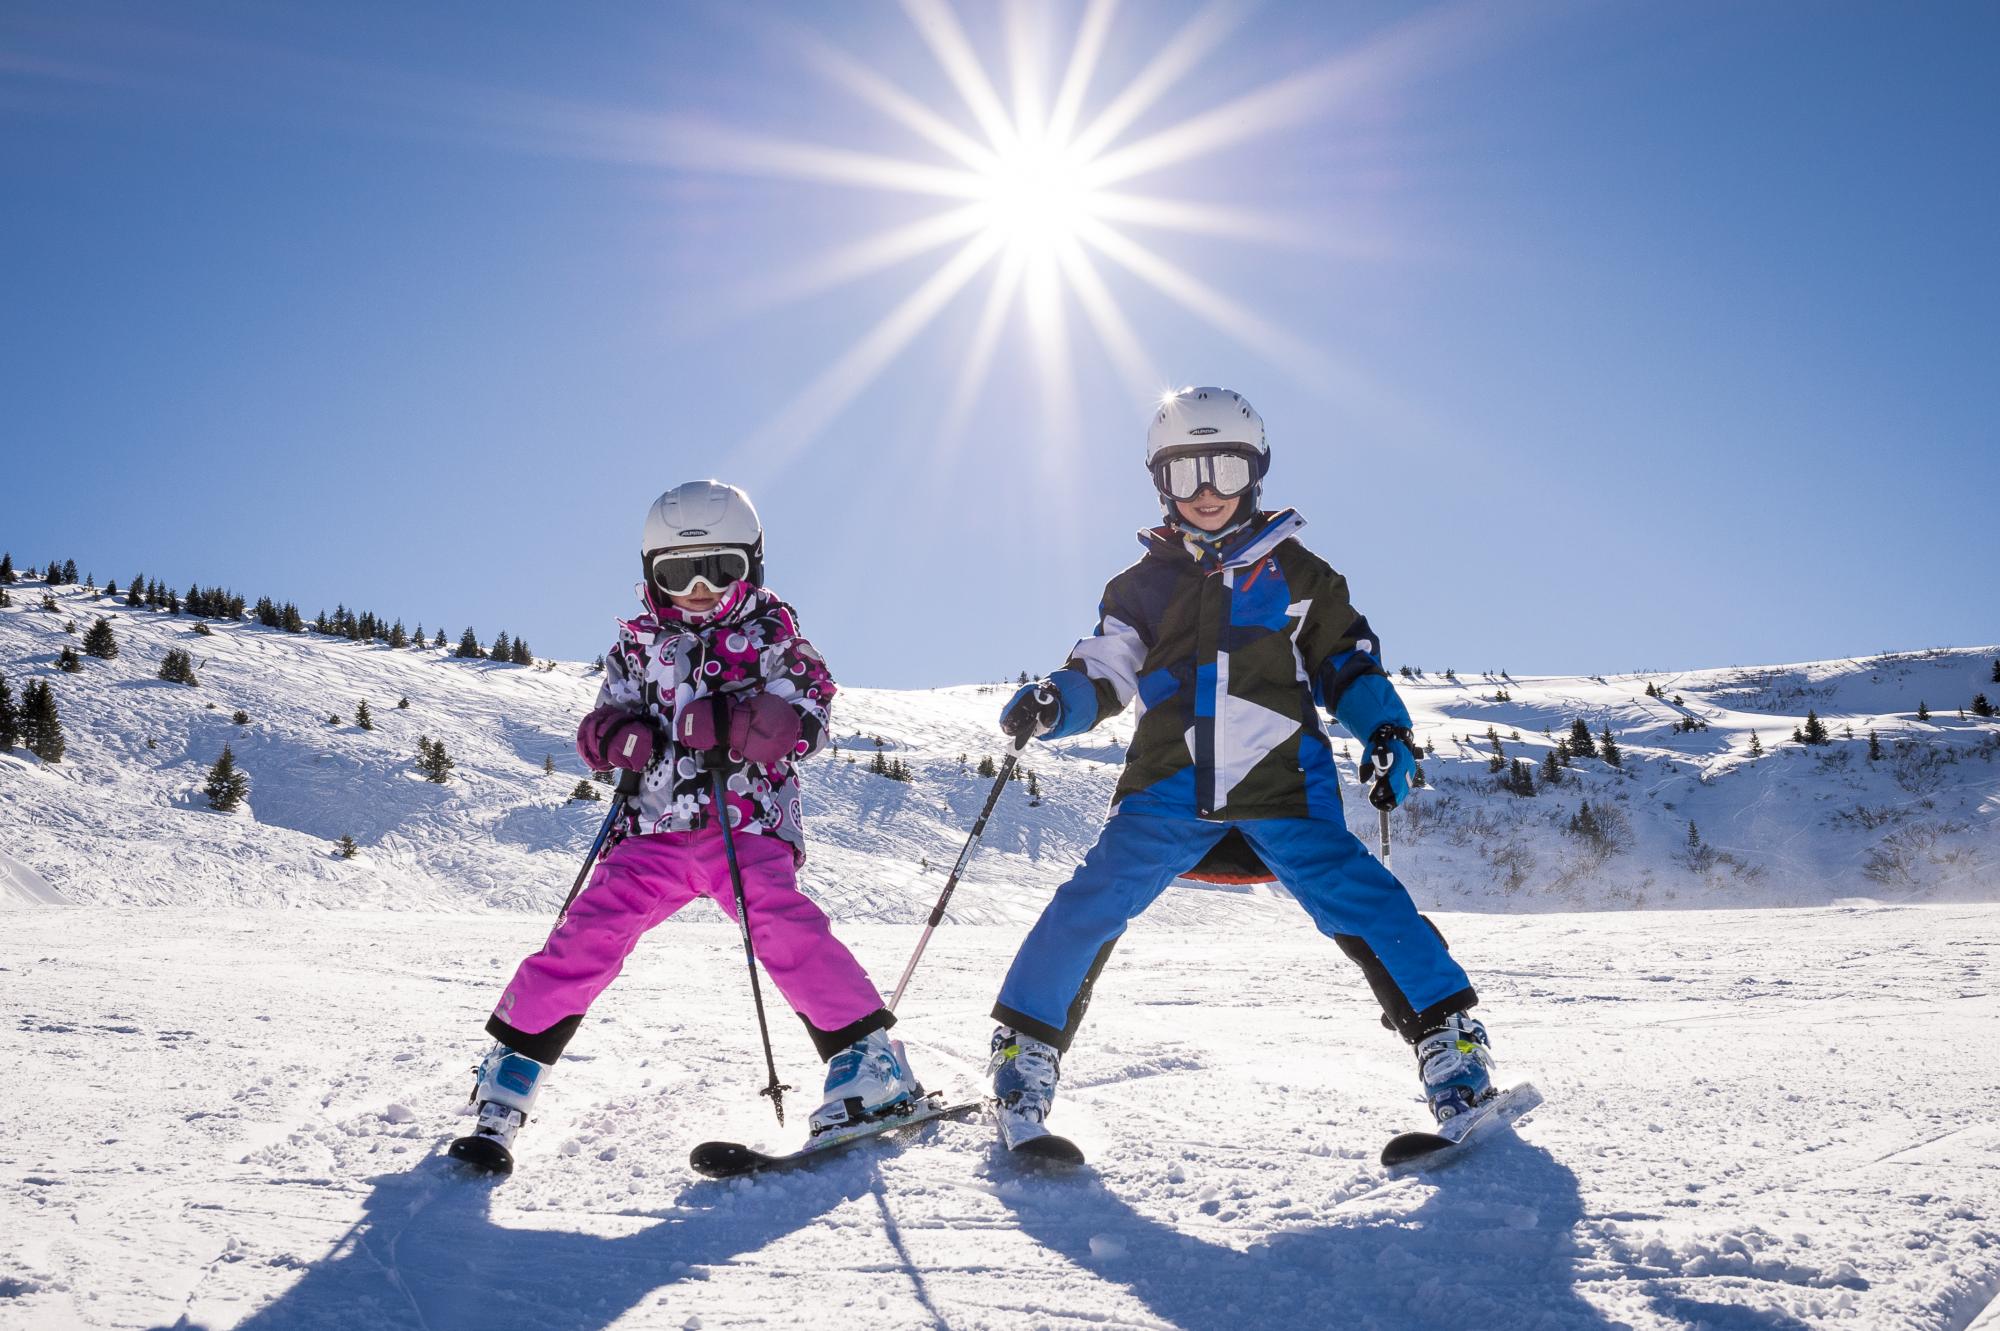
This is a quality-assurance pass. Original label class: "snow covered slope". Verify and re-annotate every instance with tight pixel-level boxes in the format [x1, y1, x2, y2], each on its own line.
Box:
[3, 903, 1995, 1331]
[2, 581, 1995, 915]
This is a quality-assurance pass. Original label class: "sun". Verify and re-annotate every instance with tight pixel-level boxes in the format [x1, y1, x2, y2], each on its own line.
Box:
[978, 134, 1097, 255]
[692, 0, 1461, 468]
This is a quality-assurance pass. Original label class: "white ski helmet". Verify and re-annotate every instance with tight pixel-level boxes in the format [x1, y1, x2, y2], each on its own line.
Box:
[641, 480, 764, 596]
[1145, 386, 1269, 514]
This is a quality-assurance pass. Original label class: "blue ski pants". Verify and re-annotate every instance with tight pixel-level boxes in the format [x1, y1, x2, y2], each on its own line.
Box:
[992, 812, 1476, 1049]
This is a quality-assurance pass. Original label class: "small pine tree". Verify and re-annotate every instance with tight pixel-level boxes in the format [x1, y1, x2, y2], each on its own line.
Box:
[544, 754, 556, 774]
[104, 580, 117, 598]
[232, 710, 249, 725]
[977, 754, 997, 778]
[193, 621, 212, 637]
[434, 629, 447, 649]
[61, 558, 77, 584]
[569, 779, 601, 802]
[21, 680, 64, 762]
[1867, 729, 1882, 760]
[1569, 718, 1597, 759]
[1991, 659, 2000, 684]
[456, 628, 482, 659]
[1026, 769, 1041, 801]
[397, 696, 410, 709]
[1506, 757, 1536, 796]
[1972, 694, 1995, 719]
[416, 736, 455, 783]
[0, 552, 12, 584]
[158, 648, 199, 685]
[1749, 732, 1764, 757]
[0, 587, 9, 608]
[58, 645, 82, 673]
[490, 631, 512, 663]
[388, 620, 408, 649]
[204, 745, 249, 811]
[511, 638, 533, 666]
[869, 747, 889, 776]
[1599, 726, 1622, 768]
[1916, 700, 1931, 722]
[337, 834, 359, 859]
[355, 700, 375, 731]
[82, 617, 118, 659]
[590, 654, 605, 674]
[0, 671, 16, 752]
[1541, 748, 1561, 786]
[1800, 709, 1829, 745]
[126, 577, 144, 607]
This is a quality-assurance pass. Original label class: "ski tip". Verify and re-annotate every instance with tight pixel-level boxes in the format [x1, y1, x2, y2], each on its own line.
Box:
[447, 1134, 515, 1177]
[689, 1141, 766, 1179]
[1009, 1134, 1087, 1170]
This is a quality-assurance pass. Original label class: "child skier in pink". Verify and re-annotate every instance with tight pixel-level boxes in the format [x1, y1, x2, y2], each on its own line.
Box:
[453, 480, 920, 1172]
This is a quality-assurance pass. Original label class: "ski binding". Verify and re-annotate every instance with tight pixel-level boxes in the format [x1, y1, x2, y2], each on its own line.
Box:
[992, 1100, 1086, 1169]
[690, 1092, 980, 1178]
[1381, 1081, 1543, 1170]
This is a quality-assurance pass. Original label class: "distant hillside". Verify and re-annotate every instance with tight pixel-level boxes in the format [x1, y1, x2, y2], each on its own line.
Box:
[2, 580, 1995, 916]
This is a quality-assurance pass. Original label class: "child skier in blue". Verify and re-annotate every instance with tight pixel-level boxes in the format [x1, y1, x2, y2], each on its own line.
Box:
[988, 386, 1495, 1142]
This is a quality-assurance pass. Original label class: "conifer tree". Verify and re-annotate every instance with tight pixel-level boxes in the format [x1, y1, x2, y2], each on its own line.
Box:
[1506, 757, 1536, 796]
[397, 696, 410, 709]
[356, 700, 375, 731]
[388, 621, 408, 649]
[1026, 769, 1041, 801]
[0, 671, 16, 751]
[0, 587, 9, 608]
[104, 581, 117, 598]
[58, 645, 82, 673]
[1800, 709, 1829, 745]
[1867, 729, 1882, 760]
[411, 624, 425, 649]
[204, 745, 249, 811]
[1599, 726, 1622, 767]
[543, 754, 555, 774]
[0, 552, 13, 583]
[456, 628, 483, 659]
[434, 628, 447, 649]
[1568, 718, 1597, 758]
[977, 754, 997, 778]
[337, 835, 359, 859]
[21, 680, 64, 762]
[1749, 732, 1764, 757]
[61, 559, 78, 584]
[570, 779, 601, 802]
[1992, 659, 2000, 684]
[1973, 694, 1995, 719]
[126, 575, 144, 607]
[158, 648, 198, 685]
[82, 616, 119, 659]
[416, 736, 455, 783]
[233, 710, 250, 725]
[1541, 748, 1561, 786]
[490, 631, 512, 663]
[1916, 700, 1931, 721]
[511, 637, 533, 665]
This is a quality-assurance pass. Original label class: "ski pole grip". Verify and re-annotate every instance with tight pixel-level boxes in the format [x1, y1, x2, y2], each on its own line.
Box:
[616, 767, 642, 797]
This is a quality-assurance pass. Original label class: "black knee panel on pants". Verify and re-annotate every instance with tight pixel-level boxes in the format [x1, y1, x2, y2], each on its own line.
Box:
[1334, 916, 1479, 1043]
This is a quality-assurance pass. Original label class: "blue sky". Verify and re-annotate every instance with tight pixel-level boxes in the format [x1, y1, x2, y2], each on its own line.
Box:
[4, 2, 1995, 688]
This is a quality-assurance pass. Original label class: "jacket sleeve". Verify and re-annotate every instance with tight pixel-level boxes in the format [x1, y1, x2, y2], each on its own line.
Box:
[758, 605, 837, 759]
[1050, 574, 1150, 737]
[1294, 562, 1412, 739]
[594, 630, 647, 713]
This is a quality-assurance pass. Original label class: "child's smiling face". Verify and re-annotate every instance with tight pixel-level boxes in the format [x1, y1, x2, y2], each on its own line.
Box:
[669, 583, 725, 614]
[1174, 490, 1241, 533]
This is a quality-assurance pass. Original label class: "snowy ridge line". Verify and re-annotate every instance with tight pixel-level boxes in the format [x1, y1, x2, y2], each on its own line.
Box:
[2, 581, 1997, 913]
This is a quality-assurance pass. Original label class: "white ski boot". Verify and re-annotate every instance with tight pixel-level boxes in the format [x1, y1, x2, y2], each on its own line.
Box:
[1414, 1012, 1495, 1126]
[989, 1026, 1062, 1130]
[808, 1030, 922, 1138]
[448, 1043, 549, 1175]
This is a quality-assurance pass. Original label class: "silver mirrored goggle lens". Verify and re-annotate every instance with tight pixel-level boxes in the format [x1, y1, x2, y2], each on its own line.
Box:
[649, 549, 750, 597]
[1156, 452, 1255, 501]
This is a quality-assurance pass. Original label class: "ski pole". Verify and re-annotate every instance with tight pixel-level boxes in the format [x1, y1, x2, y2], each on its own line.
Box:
[553, 767, 641, 931]
[1363, 729, 1400, 872]
[888, 731, 1032, 1012]
[711, 764, 793, 1125]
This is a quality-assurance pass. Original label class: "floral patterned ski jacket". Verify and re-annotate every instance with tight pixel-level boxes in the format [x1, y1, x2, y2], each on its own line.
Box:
[593, 584, 835, 860]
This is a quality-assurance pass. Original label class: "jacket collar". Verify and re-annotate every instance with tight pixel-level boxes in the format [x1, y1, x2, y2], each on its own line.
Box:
[1139, 508, 1305, 572]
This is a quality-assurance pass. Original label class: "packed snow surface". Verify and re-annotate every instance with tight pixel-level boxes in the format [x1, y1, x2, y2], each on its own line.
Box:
[3, 904, 1997, 1330]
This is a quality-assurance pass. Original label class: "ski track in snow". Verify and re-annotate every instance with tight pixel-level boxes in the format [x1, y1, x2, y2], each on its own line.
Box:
[3, 905, 1998, 1331]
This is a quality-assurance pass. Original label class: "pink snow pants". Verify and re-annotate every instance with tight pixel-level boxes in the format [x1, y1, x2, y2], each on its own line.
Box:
[488, 828, 886, 1063]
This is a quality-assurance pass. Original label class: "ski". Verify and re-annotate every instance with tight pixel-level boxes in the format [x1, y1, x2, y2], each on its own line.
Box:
[689, 1093, 981, 1179]
[992, 1101, 1086, 1169]
[1380, 1081, 1543, 1171]
[446, 1132, 516, 1177]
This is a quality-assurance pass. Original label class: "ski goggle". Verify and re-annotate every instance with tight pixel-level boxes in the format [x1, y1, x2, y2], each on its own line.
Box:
[647, 547, 751, 597]
[1150, 450, 1259, 502]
